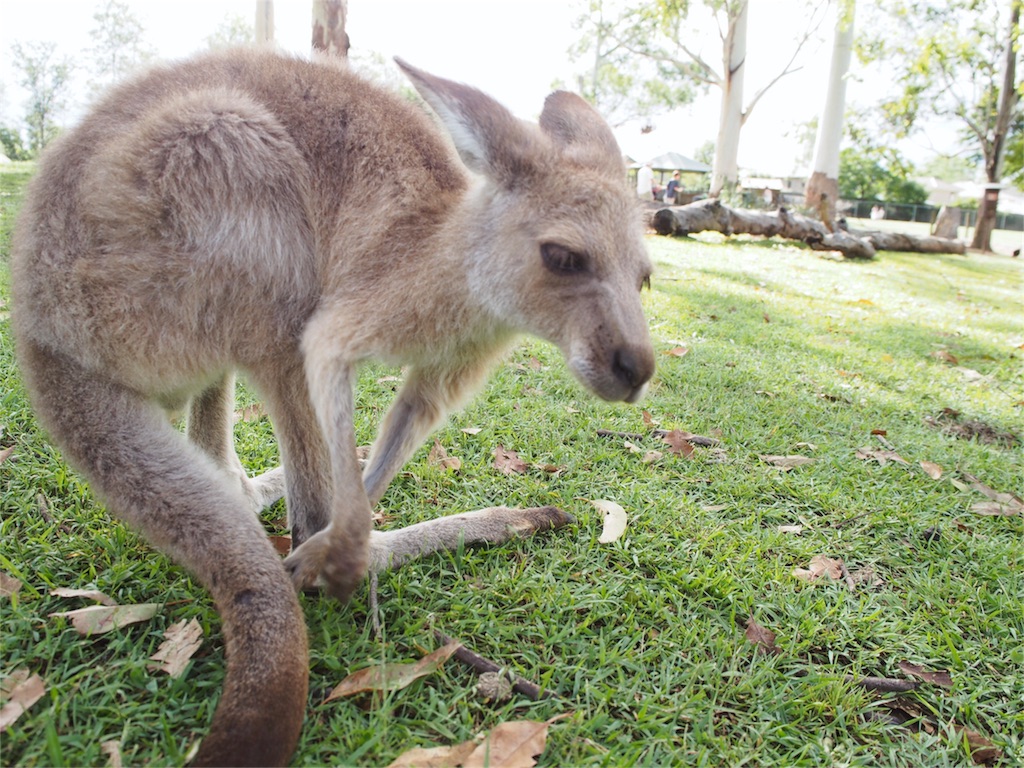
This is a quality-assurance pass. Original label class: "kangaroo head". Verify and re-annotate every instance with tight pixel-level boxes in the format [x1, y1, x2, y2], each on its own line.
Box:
[397, 60, 655, 403]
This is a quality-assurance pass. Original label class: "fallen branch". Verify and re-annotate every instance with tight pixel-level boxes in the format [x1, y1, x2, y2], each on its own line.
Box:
[848, 675, 921, 693]
[650, 199, 966, 259]
[433, 629, 559, 701]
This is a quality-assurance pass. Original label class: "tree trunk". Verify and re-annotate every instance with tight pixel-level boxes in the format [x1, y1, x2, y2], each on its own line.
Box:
[311, 0, 349, 57]
[710, 1, 747, 197]
[256, 0, 274, 46]
[651, 199, 966, 259]
[805, 1, 854, 220]
[970, 0, 1019, 251]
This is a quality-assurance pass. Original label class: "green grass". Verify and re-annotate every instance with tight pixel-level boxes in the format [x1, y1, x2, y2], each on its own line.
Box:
[2, 164, 1023, 767]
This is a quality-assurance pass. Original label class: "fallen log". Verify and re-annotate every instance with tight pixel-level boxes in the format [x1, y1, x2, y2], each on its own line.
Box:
[650, 199, 967, 259]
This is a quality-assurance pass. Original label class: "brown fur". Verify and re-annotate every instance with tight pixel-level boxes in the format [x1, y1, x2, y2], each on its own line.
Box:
[11, 47, 653, 765]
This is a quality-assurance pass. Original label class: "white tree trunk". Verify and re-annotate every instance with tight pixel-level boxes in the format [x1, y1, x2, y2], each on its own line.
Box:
[710, 0, 748, 197]
[256, 0, 274, 46]
[805, 2, 854, 217]
[312, 0, 349, 57]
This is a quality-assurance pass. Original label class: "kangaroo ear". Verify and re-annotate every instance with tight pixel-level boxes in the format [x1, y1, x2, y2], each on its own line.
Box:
[539, 91, 623, 175]
[395, 58, 537, 182]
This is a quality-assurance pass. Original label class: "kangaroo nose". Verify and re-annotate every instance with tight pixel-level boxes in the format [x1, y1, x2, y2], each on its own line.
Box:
[613, 346, 654, 390]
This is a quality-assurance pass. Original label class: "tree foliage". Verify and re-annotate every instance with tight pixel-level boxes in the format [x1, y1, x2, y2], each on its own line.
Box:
[87, 0, 154, 95]
[858, 0, 1021, 235]
[10, 41, 72, 156]
[565, 0, 693, 127]
[207, 13, 255, 49]
[838, 147, 927, 203]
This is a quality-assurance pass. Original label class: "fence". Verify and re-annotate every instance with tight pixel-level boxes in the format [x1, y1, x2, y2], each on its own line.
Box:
[839, 199, 1023, 233]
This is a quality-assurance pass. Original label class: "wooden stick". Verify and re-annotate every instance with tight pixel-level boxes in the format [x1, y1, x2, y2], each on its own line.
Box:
[848, 675, 920, 693]
[433, 629, 559, 701]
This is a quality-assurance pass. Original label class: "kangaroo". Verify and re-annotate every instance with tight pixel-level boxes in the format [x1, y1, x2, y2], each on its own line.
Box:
[11, 47, 654, 766]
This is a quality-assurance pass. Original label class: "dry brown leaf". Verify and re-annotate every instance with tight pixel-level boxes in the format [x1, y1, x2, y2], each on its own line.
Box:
[101, 740, 123, 768]
[855, 447, 909, 466]
[663, 346, 689, 357]
[429, 439, 462, 472]
[0, 446, 13, 465]
[492, 445, 528, 475]
[49, 587, 119, 606]
[931, 349, 959, 365]
[386, 741, 479, 768]
[641, 410, 659, 428]
[897, 661, 952, 688]
[760, 454, 814, 470]
[50, 603, 161, 635]
[0, 670, 45, 730]
[325, 641, 462, 702]
[0, 573, 22, 599]
[591, 499, 627, 543]
[962, 473, 1023, 516]
[623, 440, 643, 454]
[148, 618, 204, 678]
[744, 617, 781, 655]
[793, 555, 843, 583]
[533, 463, 563, 474]
[462, 719, 555, 768]
[268, 535, 292, 555]
[661, 430, 695, 458]
[232, 403, 266, 423]
[953, 723, 1002, 764]
[641, 450, 663, 464]
[920, 461, 944, 480]
[461, 427, 482, 435]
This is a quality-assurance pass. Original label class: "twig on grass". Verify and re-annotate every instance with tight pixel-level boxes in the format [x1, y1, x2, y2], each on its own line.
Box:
[433, 629, 560, 701]
[848, 675, 921, 693]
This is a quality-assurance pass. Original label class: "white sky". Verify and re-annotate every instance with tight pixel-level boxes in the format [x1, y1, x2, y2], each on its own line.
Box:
[0, 0, 954, 176]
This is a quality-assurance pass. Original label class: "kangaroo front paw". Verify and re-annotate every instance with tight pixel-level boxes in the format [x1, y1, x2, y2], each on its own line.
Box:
[284, 528, 368, 603]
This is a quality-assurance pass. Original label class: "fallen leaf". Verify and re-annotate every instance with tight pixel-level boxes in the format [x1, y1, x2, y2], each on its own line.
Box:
[49, 587, 119, 606]
[897, 661, 953, 688]
[760, 454, 814, 470]
[793, 555, 843, 583]
[462, 719, 554, 768]
[50, 603, 161, 635]
[387, 741, 479, 768]
[971, 501, 1021, 517]
[661, 430, 695, 458]
[101, 740, 123, 768]
[777, 525, 803, 534]
[461, 427, 482, 435]
[0, 573, 22, 599]
[232, 403, 266, 423]
[920, 461, 943, 480]
[871, 428, 888, 436]
[148, 618, 204, 678]
[0, 446, 13, 465]
[641, 450, 663, 464]
[794, 442, 818, 450]
[744, 617, 782, 655]
[961, 473, 1024, 516]
[855, 447, 909, 466]
[641, 410, 659, 428]
[623, 440, 642, 454]
[591, 499, 627, 543]
[953, 723, 1002, 764]
[492, 445, 528, 475]
[377, 375, 402, 384]
[663, 346, 689, 357]
[533, 463, 563, 474]
[325, 641, 462, 702]
[0, 670, 45, 730]
[429, 439, 462, 472]
[931, 349, 959, 365]
[755, 390, 776, 398]
[268, 535, 292, 555]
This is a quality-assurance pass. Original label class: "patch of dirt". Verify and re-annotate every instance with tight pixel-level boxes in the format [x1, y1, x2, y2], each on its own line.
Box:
[925, 408, 1020, 448]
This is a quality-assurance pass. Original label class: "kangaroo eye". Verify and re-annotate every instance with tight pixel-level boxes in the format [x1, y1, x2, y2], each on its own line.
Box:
[541, 243, 590, 275]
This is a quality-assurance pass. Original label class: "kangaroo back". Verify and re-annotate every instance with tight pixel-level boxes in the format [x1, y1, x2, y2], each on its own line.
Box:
[11, 47, 654, 766]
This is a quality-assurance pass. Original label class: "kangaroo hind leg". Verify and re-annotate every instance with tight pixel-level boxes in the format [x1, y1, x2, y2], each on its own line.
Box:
[187, 373, 285, 514]
[20, 341, 307, 767]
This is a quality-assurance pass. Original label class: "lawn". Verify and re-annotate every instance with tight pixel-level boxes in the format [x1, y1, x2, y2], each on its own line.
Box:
[2, 163, 1022, 767]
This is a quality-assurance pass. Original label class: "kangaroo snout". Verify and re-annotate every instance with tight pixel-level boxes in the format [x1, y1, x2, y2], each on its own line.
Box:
[613, 345, 655, 402]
